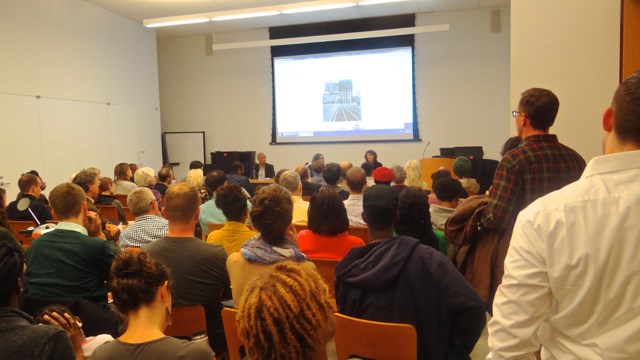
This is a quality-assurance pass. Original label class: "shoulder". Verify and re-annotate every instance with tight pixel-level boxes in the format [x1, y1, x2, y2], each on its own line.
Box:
[158, 337, 214, 359]
[346, 234, 365, 245]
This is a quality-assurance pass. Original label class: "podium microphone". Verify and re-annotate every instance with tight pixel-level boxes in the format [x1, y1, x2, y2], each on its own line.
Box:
[421, 140, 431, 159]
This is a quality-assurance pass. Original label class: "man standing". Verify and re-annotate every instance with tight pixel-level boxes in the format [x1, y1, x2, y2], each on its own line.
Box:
[119, 187, 168, 249]
[252, 152, 275, 179]
[143, 183, 230, 357]
[6, 173, 52, 224]
[488, 72, 640, 359]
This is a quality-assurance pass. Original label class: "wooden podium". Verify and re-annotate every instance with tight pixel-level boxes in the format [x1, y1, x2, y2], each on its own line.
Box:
[419, 157, 455, 189]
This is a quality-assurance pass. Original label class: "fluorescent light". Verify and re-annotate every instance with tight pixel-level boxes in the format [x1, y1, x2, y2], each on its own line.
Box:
[358, 0, 408, 5]
[212, 11, 280, 21]
[282, 2, 357, 14]
[145, 18, 209, 28]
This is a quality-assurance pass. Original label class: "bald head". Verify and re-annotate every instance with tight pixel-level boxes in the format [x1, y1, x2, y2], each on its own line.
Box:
[164, 183, 199, 224]
[345, 167, 367, 194]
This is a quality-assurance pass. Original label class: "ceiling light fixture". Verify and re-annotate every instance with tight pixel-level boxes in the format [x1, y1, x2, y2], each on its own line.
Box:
[212, 11, 281, 21]
[281, 2, 357, 14]
[358, 0, 408, 5]
[145, 18, 209, 28]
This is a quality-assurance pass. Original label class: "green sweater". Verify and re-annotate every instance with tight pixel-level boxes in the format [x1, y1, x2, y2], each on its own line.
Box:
[25, 229, 116, 305]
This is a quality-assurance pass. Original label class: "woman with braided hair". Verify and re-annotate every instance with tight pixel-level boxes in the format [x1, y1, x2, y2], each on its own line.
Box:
[236, 262, 335, 360]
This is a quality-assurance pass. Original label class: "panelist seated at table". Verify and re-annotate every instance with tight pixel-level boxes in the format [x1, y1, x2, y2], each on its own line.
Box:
[252, 152, 275, 179]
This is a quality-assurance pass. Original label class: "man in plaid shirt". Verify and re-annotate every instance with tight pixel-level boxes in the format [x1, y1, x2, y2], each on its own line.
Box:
[481, 88, 586, 231]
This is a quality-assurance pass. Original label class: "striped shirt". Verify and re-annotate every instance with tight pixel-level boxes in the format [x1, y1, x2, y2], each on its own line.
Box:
[119, 215, 168, 249]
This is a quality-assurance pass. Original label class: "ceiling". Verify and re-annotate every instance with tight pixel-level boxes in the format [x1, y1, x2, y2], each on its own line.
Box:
[86, 0, 509, 38]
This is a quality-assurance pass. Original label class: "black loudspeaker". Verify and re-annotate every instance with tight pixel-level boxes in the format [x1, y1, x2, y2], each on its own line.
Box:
[210, 151, 256, 174]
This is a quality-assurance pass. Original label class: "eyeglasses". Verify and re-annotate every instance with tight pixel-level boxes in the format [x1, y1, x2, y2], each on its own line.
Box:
[511, 110, 524, 118]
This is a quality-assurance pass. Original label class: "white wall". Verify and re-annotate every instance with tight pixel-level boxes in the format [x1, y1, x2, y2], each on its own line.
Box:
[158, 7, 511, 171]
[0, 0, 161, 200]
[511, 0, 620, 162]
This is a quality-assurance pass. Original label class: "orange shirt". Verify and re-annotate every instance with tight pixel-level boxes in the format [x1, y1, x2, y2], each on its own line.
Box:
[298, 230, 365, 260]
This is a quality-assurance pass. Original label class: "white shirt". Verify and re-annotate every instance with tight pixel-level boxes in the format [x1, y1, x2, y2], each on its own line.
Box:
[343, 194, 365, 226]
[488, 150, 640, 360]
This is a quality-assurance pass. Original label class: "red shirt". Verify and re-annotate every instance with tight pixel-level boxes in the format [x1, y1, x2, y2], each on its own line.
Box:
[298, 230, 365, 260]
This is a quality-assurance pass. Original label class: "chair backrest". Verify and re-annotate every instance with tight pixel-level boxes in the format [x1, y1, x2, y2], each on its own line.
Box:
[207, 223, 225, 235]
[333, 313, 417, 360]
[348, 226, 369, 244]
[221, 307, 244, 360]
[123, 207, 135, 221]
[115, 194, 128, 205]
[309, 258, 340, 298]
[96, 205, 118, 222]
[8, 220, 36, 248]
[164, 304, 207, 339]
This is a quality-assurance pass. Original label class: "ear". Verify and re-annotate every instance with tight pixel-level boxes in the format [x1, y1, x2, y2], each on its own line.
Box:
[361, 211, 367, 224]
[193, 207, 200, 221]
[602, 107, 614, 133]
[160, 280, 171, 301]
[82, 201, 88, 215]
[161, 207, 167, 218]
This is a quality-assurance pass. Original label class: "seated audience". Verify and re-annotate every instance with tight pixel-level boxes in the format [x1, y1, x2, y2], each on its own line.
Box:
[186, 168, 208, 200]
[199, 171, 251, 235]
[95, 177, 127, 225]
[361, 149, 382, 170]
[278, 171, 309, 225]
[91, 252, 214, 360]
[453, 156, 480, 195]
[227, 161, 255, 197]
[430, 177, 464, 231]
[321, 163, 349, 200]
[335, 185, 485, 360]
[395, 187, 439, 250]
[189, 160, 204, 171]
[390, 164, 408, 194]
[206, 184, 257, 254]
[253, 152, 275, 179]
[273, 168, 288, 185]
[134, 167, 162, 209]
[128, 163, 138, 182]
[307, 153, 324, 178]
[26, 170, 49, 205]
[119, 187, 168, 249]
[372, 166, 394, 186]
[339, 161, 353, 192]
[85, 167, 101, 181]
[296, 165, 321, 197]
[6, 173, 52, 224]
[298, 189, 364, 260]
[0, 188, 18, 244]
[343, 167, 367, 226]
[73, 171, 119, 242]
[154, 166, 173, 196]
[143, 183, 230, 356]
[309, 160, 326, 185]
[237, 262, 335, 360]
[0, 240, 83, 359]
[227, 185, 315, 303]
[404, 159, 427, 189]
[113, 163, 137, 195]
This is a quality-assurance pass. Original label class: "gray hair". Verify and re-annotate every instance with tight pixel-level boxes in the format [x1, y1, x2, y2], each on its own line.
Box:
[278, 171, 301, 194]
[134, 167, 155, 187]
[127, 187, 156, 216]
[391, 164, 407, 184]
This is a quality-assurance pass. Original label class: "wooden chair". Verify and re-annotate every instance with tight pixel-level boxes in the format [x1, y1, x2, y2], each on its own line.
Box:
[115, 194, 128, 205]
[348, 226, 369, 244]
[9, 220, 36, 248]
[123, 207, 135, 221]
[221, 307, 244, 360]
[333, 313, 417, 360]
[164, 304, 207, 340]
[309, 258, 340, 298]
[96, 205, 119, 223]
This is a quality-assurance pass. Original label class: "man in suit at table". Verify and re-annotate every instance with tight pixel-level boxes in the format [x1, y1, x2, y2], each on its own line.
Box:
[252, 152, 275, 179]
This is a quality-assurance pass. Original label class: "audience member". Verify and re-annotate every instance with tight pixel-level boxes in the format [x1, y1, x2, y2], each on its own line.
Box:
[227, 185, 315, 303]
[500, 135, 522, 157]
[339, 161, 353, 192]
[404, 159, 427, 189]
[430, 177, 463, 230]
[119, 187, 168, 249]
[298, 189, 364, 260]
[0, 240, 82, 360]
[128, 163, 138, 182]
[113, 163, 137, 195]
[6, 173, 52, 224]
[95, 177, 127, 225]
[342, 167, 367, 226]
[361, 149, 382, 170]
[309, 160, 326, 185]
[73, 171, 119, 241]
[372, 166, 393, 185]
[307, 153, 324, 178]
[189, 160, 204, 170]
[335, 185, 485, 360]
[143, 183, 230, 356]
[488, 71, 640, 359]
[199, 171, 251, 234]
[452, 156, 480, 195]
[227, 161, 255, 197]
[0, 188, 18, 244]
[295, 165, 321, 197]
[85, 167, 102, 181]
[390, 164, 408, 194]
[321, 162, 349, 200]
[206, 184, 257, 254]
[273, 168, 288, 185]
[154, 166, 173, 196]
[237, 262, 335, 360]
[185, 168, 207, 200]
[26, 170, 49, 205]
[253, 152, 275, 179]
[91, 252, 214, 360]
[279, 170, 309, 225]
[395, 186, 439, 250]
[134, 167, 162, 209]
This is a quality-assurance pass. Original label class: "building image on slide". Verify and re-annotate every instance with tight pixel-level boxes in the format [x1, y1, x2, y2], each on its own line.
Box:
[322, 79, 361, 122]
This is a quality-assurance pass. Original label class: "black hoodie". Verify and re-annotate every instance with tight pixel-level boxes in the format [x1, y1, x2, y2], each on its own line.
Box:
[335, 235, 485, 360]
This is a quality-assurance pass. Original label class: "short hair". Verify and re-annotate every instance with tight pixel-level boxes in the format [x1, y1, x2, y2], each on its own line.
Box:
[85, 167, 101, 178]
[26, 170, 41, 178]
[364, 149, 378, 162]
[360, 162, 374, 176]
[345, 167, 367, 193]
[127, 187, 156, 217]
[431, 169, 452, 183]
[322, 163, 342, 186]
[164, 183, 199, 224]
[237, 262, 335, 360]
[109, 251, 169, 315]
[49, 183, 86, 220]
[72, 170, 97, 193]
[0, 240, 25, 306]
[215, 184, 247, 222]
[274, 169, 288, 185]
[231, 161, 244, 174]
[250, 185, 293, 246]
[114, 163, 131, 182]
[18, 173, 39, 193]
[395, 187, 438, 250]
[340, 162, 353, 178]
[500, 136, 522, 157]
[452, 157, 472, 178]
[308, 189, 349, 236]
[99, 177, 113, 193]
[518, 88, 560, 131]
[311, 160, 325, 175]
[363, 185, 398, 230]
[158, 167, 173, 183]
[205, 170, 227, 193]
[279, 171, 301, 193]
[311, 153, 324, 162]
[391, 164, 407, 184]
[189, 160, 204, 170]
[611, 70, 640, 146]
[134, 167, 155, 187]
[185, 169, 204, 190]
[295, 166, 310, 181]
[433, 177, 463, 202]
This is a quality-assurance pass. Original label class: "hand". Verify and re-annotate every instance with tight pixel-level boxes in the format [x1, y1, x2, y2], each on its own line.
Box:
[285, 224, 299, 246]
[42, 311, 85, 357]
[105, 223, 118, 237]
[84, 211, 104, 239]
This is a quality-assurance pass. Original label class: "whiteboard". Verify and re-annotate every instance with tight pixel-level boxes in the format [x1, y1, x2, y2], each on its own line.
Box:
[163, 132, 205, 181]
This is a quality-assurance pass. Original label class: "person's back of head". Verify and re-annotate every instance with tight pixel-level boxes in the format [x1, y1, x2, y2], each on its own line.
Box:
[99, 177, 113, 193]
[430, 169, 452, 184]
[518, 88, 559, 132]
[127, 187, 156, 217]
[311, 160, 325, 176]
[295, 166, 310, 182]
[340, 161, 353, 179]
[500, 136, 523, 157]
[279, 171, 301, 194]
[215, 184, 248, 223]
[363, 185, 398, 231]
[308, 189, 349, 236]
[134, 167, 155, 187]
[322, 163, 342, 186]
[85, 167, 101, 179]
[274, 169, 289, 185]
[185, 169, 204, 190]
[395, 187, 438, 249]
[250, 185, 293, 246]
[164, 183, 199, 225]
[0, 239, 25, 307]
[205, 170, 227, 193]
[237, 262, 335, 360]
[345, 167, 367, 193]
[189, 160, 204, 170]
[372, 166, 394, 185]
[49, 183, 86, 221]
[230, 161, 245, 175]
[113, 163, 131, 182]
[157, 167, 173, 184]
[72, 170, 97, 193]
[611, 71, 640, 148]
[452, 157, 472, 178]
[18, 173, 40, 195]
[391, 164, 407, 185]
[404, 159, 423, 187]
[432, 177, 463, 204]
[128, 163, 138, 176]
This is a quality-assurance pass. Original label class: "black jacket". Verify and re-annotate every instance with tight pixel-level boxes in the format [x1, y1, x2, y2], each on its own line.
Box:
[7, 194, 52, 225]
[252, 163, 275, 179]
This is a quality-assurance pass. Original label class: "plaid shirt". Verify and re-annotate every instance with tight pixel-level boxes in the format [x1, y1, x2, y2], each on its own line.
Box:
[481, 134, 585, 230]
[119, 214, 168, 249]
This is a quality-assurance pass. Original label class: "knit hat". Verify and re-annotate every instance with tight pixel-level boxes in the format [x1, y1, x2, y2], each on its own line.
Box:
[453, 156, 472, 177]
[372, 166, 394, 184]
[363, 185, 398, 226]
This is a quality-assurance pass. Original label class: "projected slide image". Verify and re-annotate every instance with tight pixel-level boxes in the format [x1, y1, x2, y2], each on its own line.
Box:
[322, 79, 361, 122]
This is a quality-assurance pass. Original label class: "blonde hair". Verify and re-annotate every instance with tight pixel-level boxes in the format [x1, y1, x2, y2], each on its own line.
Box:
[185, 169, 204, 190]
[134, 167, 155, 187]
[237, 262, 335, 360]
[404, 159, 424, 188]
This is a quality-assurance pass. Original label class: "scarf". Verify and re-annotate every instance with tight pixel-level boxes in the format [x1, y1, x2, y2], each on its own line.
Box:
[241, 235, 307, 264]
